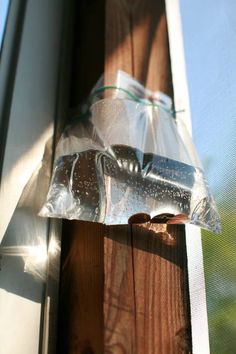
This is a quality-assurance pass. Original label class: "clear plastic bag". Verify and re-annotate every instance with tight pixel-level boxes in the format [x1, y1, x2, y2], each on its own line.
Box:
[40, 71, 221, 233]
[0, 140, 60, 281]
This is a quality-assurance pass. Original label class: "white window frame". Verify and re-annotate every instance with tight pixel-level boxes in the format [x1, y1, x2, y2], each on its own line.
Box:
[165, 1, 210, 353]
[0, 1, 66, 353]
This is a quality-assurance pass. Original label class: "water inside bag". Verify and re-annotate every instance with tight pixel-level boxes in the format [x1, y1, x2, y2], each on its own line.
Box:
[40, 144, 220, 232]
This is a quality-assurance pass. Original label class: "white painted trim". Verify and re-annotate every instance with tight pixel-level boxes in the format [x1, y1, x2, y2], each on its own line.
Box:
[186, 225, 210, 354]
[0, 0, 61, 243]
[165, 0, 192, 134]
[0, 1, 64, 353]
[165, 1, 210, 353]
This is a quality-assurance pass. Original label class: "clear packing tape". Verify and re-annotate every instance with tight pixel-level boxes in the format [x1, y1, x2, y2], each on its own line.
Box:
[40, 71, 221, 233]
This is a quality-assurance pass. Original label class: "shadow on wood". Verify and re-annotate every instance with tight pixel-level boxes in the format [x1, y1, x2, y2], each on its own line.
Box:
[105, 224, 186, 266]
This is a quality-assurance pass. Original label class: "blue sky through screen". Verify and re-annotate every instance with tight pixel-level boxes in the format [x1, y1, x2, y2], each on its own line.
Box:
[180, 0, 236, 201]
[0, 0, 10, 53]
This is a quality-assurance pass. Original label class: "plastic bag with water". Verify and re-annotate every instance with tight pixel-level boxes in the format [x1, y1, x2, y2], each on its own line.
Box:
[40, 71, 221, 233]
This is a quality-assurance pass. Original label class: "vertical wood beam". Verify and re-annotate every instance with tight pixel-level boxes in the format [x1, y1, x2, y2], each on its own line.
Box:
[57, 1, 105, 353]
[58, 221, 104, 354]
[104, 0, 191, 353]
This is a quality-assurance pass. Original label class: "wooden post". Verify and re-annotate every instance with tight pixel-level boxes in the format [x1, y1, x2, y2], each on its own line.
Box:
[58, 0, 191, 353]
[57, 1, 105, 353]
[104, 1, 191, 353]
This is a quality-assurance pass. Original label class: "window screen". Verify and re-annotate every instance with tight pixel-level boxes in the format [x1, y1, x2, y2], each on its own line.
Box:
[0, 0, 10, 53]
[180, 1, 236, 352]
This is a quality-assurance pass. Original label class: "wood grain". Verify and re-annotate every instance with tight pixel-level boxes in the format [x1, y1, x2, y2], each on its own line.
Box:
[104, 226, 136, 353]
[131, 225, 191, 353]
[104, 0, 191, 353]
[57, 1, 105, 353]
[58, 221, 104, 354]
